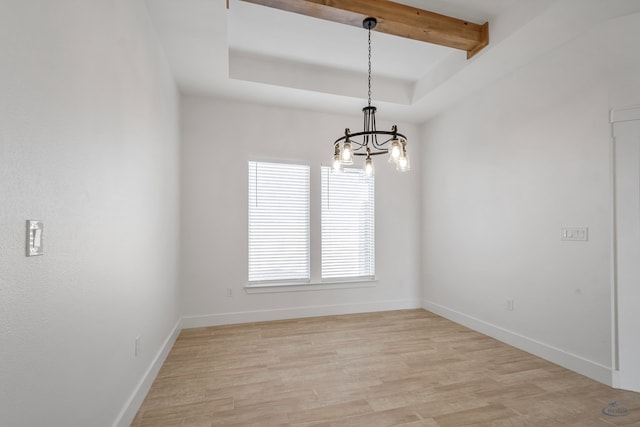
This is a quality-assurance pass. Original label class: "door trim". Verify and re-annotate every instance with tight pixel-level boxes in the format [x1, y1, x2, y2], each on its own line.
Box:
[609, 109, 640, 390]
[611, 106, 640, 123]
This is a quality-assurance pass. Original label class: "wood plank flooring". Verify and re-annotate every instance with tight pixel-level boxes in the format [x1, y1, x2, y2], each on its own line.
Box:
[131, 309, 640, 426]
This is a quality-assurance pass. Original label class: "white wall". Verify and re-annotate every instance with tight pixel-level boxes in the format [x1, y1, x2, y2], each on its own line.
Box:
[180, 96, 422, 325]
[0, 1, 180, 426]
[420, 12, 640, 384]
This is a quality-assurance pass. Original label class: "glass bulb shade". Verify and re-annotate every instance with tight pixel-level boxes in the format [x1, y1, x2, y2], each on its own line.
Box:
[332, 154, 342, 171]
[388, 139, 402, 163]
[396, 154, 410, 172]
[341, 141, 354, 165]
[364, 157, 374, 177]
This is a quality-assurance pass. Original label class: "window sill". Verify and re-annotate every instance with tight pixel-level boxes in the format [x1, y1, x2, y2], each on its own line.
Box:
[245, 279, 377, 294]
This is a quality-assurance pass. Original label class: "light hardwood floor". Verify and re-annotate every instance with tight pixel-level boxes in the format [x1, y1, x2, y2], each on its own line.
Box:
[132, 309, 640, 426]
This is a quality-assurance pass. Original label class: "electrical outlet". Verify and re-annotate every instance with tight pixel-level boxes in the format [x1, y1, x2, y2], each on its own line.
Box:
[226, 288, 233, 297]
[561, 227, 588, 241]
[506, 298, 514, 311]
[135, 336, 141, 357]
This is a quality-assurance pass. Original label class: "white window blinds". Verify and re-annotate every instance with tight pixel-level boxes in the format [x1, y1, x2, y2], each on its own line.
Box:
[321, 166, 375, 280]
[248, 161, 310, 283]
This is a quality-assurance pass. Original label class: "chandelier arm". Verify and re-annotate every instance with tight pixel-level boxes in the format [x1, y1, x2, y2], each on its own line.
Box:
[371, 109, 378, 146]
[363, 109, 369, 146]
[370, 136, 395, 150]
[344, 139, 367, 150]
[354, 151, 387, 156]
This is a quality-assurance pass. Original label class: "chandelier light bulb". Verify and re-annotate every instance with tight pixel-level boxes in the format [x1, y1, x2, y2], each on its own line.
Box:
[332, 154, 342, 171]
[364, 153, 374, 177]
[341, 141, 354, 165]
[397, 153, 410, 172]
[365, 160, 374, 177]
[389, 139, 402, 163]
[332, 145, 343, 171]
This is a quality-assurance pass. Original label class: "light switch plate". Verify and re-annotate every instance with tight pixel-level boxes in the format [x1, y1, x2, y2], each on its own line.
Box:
[26, 220, 44, 256]
[561, 227, 588, 241]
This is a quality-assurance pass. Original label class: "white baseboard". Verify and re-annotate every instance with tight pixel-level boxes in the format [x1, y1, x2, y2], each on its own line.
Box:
[612, 369, 621, 388]
[422, 300, 612, 386]
[182, 299, 421, 329]
[113, 318, 182, 427]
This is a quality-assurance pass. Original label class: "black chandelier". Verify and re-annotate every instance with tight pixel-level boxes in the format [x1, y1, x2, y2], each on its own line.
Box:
[332, 17, 410, 176]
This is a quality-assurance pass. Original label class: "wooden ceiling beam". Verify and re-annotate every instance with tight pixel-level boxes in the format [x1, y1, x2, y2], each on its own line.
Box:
[237, 0, 489, 59]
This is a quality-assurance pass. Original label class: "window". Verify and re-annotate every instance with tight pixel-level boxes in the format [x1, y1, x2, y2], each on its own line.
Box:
[321, 166, 375, 280]
[248, 161, 310, 283]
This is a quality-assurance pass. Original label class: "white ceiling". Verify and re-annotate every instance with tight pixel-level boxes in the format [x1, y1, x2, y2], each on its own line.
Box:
[145, 0, 640, 123]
